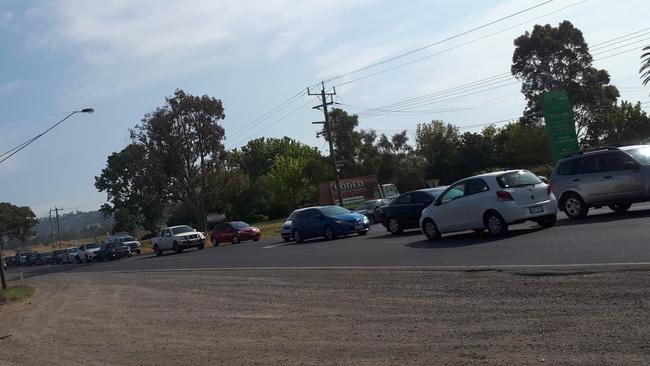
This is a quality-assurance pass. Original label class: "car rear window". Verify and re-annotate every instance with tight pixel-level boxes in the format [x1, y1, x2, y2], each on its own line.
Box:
[496, 171, 542, 188]
[556, 160, 575, 175]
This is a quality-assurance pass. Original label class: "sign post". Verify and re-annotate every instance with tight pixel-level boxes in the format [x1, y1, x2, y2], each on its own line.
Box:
[540, 90, 580, 162]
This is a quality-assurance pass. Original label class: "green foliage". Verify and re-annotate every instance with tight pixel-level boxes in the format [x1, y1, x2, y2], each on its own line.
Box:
[499, 123, 551, 167]
[511, 21, 619, 140]
[584, 101, 650, 147]
[641, 45, 650, 86]
[415, 120, 461, 183]
[95, 143, 166, 234]
[0, 203, 38, 245]
[258, 156, 316, 218]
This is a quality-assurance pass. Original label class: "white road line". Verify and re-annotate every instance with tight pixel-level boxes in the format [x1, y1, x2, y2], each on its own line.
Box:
[54, 261, 650, 275]
[263, 242, 291, 249]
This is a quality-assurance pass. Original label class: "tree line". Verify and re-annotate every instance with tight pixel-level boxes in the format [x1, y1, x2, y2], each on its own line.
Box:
[91, 20, 650, 235]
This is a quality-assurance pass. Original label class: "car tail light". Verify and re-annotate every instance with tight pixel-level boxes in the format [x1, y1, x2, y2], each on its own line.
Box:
[547, 179, 553, 195]
[496, 190, 514, 202]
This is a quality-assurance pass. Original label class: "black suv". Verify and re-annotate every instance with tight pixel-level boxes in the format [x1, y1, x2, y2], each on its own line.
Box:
[382, 187, 448, 234]
[96, 242, 130, 261]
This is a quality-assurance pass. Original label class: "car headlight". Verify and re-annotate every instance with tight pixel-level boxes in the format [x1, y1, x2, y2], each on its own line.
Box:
[334, 220, 343, 224]
[363, 216, 370, 223]
[198, 233, 205, 240]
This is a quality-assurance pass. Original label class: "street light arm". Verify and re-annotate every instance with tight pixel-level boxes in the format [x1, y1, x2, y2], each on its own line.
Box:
[0, 108, 94, 166]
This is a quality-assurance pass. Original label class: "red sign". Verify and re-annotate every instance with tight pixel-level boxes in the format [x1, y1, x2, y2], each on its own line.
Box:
[319, 175, 382, 206]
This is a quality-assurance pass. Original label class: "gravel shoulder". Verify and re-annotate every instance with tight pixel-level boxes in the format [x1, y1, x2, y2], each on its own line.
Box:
[1, 268, 649, 365]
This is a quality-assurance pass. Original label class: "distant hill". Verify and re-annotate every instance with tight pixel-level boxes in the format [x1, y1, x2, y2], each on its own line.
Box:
[26, 210, 114, 246]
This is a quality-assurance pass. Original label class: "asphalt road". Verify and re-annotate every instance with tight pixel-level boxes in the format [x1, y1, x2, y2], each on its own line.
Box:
[10, 203, 650, 277]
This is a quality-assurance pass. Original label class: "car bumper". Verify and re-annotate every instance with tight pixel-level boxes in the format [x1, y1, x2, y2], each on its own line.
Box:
[180, 239, 205, 248]
[499, 197, 558, 224]
[334, 222, 370, 235]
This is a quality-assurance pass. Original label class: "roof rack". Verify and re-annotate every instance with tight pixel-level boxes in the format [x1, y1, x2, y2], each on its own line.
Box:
[561, 146, 619, 159]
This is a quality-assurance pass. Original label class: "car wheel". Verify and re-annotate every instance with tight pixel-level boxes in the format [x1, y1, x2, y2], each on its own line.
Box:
[173, 242, 181, 254]
[293, 230, 304, 243]
[562, 193, 588, 219]
[197, 242, 204, 250]
[387, 217, 402, 235]
[422, 219, 441, 240]
[324, 226, 336, 240]
[231, 235, 241, 244]
[366, 215, 376, 225]
[358, 230, 368, 236]
[485, 211, 508, 236]
[154, 245, 162, 257]
[212, 238, 219, 247]
[283, 237, 291, 243]
[609, 203, 631, 213]
[537, 214, 557, 228]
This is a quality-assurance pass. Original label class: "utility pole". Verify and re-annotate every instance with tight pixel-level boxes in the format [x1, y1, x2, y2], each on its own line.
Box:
[49, 209, 56, 245]
[53, 207, 62, 249]
[309, 82, 344, 206]
[0, 233, 7, 290]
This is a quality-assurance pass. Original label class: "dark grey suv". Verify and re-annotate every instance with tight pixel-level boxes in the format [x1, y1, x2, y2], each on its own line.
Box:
[550, 146, 650, 219]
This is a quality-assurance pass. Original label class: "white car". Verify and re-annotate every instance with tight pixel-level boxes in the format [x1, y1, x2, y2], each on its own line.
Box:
[419, 170, 558, 239]
[152, 225, 205, 256]
[78, 243, 101, 262]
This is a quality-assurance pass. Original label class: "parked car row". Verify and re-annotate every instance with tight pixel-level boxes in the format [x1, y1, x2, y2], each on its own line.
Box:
[4, 235, 144, 268]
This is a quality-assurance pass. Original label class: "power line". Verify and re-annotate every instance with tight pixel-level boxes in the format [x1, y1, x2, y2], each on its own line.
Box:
[322, 0, 556, 84]
[0, 111, 73, 125]
[334, 0, 586, 89]
[590, 27, 650, 48]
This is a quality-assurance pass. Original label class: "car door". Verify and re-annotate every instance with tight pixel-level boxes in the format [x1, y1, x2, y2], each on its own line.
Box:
[433, 182, 467, 232]
[572, 155, 609, 204]
[599, 151, 645, 201]
[308, 209, 326, 238]
[220, 224, 234, 242]
[409, 192, 435, 228]
[162, 229, 173, 250]
[389, 193, 412, 226]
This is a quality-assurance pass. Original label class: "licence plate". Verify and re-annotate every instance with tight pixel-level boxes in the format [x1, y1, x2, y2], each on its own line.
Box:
[354, 224, 363, 230]
[529, 206, 543, 214]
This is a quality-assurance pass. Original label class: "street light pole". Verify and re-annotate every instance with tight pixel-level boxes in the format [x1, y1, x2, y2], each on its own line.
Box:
[0, 108, 94, 166]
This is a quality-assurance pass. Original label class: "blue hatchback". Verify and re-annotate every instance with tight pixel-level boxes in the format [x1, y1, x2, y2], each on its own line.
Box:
[291, 206, 370, 242]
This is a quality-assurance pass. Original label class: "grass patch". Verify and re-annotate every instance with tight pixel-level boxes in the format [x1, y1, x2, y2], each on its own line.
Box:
[1, 286, 35, 302]
[254, 219, 285, 239]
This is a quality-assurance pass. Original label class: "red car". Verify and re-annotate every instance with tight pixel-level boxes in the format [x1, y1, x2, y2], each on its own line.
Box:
[211, 221, 261, 246]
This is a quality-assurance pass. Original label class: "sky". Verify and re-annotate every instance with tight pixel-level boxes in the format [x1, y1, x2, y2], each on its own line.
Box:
[1, 0, 649, 217]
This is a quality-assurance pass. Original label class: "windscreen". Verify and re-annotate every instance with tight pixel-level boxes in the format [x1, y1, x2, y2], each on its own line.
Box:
[231, 221, 249, 229]
[625, 147, 650, 165]
[171, 226, 194, 235]
[320, 206, 351, 216]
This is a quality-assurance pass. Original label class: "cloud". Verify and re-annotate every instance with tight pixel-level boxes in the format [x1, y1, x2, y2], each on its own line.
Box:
[0, 80, 26, 95]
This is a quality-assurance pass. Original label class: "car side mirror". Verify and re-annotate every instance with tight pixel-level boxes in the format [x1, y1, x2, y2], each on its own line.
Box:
[537, 176, 548, 184]
[433, 199, 442, 206]
[624, 161, 640, 171]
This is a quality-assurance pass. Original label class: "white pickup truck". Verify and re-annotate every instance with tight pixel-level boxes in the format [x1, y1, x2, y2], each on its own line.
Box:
[152, 225, 205, 256]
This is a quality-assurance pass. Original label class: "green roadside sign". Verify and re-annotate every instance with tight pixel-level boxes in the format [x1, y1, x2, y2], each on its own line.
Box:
[540, 90, 580, 162]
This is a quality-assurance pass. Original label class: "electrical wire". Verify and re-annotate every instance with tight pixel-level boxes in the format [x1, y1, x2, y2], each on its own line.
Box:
[322, 0, 556, 84]
[333, 0, 586, 89]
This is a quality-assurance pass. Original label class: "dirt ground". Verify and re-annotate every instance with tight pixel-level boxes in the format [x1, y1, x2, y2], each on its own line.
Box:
[1, 268, 649, 365]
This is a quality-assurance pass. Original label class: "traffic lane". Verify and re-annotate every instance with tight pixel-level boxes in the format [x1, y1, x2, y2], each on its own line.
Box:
[10, 203, 650, 277]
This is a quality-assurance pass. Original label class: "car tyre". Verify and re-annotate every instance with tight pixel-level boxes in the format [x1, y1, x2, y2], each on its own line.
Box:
[197, 242, 204, 250]
[293, 230, 304, 243]
[387, 217, 402, 235]
[154, 245, 163, 257]
[283, 237, 291, 243]
[537, 214, 557, 228]
[212, 237, 219, 247]
[562, 193, 589, 219]
[231, 235, 241, 244]
[358, 230, 368, 236]
[324, 226, 336, 241]
[485, 211, 508, 236]
[173, 241, 182, 254]
[422, 219, 441, 240]
[608, 203, 631, 213]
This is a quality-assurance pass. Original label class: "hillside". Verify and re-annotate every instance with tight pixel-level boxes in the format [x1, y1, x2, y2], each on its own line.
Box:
[26, 210, 114, 246]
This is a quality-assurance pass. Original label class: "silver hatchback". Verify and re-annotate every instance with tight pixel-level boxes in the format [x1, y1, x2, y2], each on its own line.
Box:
[550, 146, 650, 219]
